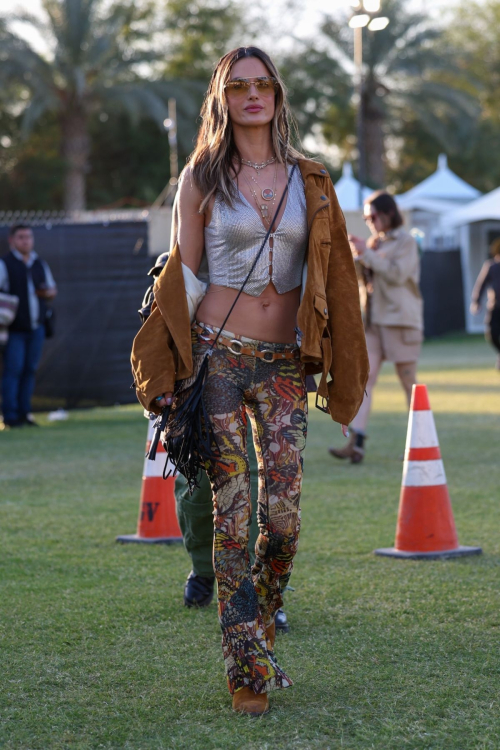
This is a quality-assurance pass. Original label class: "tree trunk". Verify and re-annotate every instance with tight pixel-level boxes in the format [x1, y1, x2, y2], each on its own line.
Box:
[61, 109, 90, 212]
[362, 79, 386, 188]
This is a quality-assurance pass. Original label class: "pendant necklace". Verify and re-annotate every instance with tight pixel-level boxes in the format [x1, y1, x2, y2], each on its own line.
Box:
[240, 156, 276, 173]
[241, 161, 278, 224]
[247, 160, 278, 202]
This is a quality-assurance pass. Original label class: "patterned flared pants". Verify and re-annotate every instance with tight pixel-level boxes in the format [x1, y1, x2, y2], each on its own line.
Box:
[195, 327, 308, 695]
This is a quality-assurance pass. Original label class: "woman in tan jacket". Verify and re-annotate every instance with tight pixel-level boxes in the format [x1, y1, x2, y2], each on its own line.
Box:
[330, 191, 423, 464]
[131, 46, 368, 715]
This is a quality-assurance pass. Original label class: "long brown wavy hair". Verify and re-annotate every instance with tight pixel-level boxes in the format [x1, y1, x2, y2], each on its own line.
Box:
[188, 46, 303, 212]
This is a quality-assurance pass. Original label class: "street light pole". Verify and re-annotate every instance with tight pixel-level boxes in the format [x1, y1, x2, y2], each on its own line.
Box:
[354, 25, 365, 210]
[348, 1, 389, 209]
[167, 97, 178, 189]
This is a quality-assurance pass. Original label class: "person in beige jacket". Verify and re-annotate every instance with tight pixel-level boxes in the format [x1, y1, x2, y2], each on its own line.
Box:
[329, 191, 423, 464]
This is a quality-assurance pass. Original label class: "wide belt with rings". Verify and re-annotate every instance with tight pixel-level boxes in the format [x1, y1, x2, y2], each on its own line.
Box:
[193, 324, 299, 362]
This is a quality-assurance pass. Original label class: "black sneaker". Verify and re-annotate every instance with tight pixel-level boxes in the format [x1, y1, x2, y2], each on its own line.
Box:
[275, 608, 290, 633]
[183, 571, 215, 608]
[23, 417, 40, 427]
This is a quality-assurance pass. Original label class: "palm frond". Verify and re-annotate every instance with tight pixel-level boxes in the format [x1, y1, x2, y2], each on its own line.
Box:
[20, 95, 57, 137]
[0, 28, 56, 98]
[393, 80, 480, 151]
[320, 16, 354, 68]
[2, 10, 55, 48]
[42, 0, 96, 65]
[95, 83, 169, 127]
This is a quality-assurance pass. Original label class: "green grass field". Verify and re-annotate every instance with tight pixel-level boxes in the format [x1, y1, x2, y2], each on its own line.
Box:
[1, 335, 499, 750]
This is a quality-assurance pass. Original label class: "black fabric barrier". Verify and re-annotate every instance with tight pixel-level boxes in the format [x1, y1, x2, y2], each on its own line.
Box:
[0, 224, 466, 410]
[420, 249, 465, 338]
[0, 222, 153, 409]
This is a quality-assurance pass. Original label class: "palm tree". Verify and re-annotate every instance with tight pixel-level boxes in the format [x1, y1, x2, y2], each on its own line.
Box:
[0, 0, 201, 210]
[280, 45, 352, 157]
[321, 0, 478, 187]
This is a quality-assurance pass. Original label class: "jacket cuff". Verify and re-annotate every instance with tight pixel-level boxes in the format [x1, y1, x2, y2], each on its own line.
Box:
[327, 382, 366, 426]
[134, 376, 175, 414]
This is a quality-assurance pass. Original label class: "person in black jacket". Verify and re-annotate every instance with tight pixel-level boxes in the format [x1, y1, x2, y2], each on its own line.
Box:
[0, 225, 57, 428]
[470, 237, 500, 370]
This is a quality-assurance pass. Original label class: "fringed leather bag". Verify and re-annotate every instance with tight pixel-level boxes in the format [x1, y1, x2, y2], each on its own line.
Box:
[147, 165, 297, 493]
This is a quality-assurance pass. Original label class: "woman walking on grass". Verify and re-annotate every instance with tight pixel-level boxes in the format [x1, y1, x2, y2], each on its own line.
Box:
[329, 191, 423, 464]
[131, 46, 368, 715]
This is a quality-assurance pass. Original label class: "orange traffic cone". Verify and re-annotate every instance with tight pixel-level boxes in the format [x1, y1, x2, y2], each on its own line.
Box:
[116, 420, 182, 544]
[375, 384, 482, 559]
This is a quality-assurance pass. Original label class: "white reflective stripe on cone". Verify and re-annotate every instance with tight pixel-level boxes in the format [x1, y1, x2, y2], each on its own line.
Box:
[143, 454, 176, 479]
[143, 447, 162, 476]
[406, 410, 439, 449]
[402, 459, 447, 487]
[143, 420, 168, 477]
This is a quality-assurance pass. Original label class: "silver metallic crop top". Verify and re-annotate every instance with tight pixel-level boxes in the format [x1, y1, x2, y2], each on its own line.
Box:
[204, 164, 308, 296]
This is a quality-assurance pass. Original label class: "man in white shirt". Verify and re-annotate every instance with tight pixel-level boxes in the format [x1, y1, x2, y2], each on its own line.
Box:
[1, 225, 57, 428]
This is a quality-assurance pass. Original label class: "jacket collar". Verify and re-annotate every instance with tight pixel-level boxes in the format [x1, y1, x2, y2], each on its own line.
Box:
[298, 158, 331, 228]
[297, 157, 329, 179]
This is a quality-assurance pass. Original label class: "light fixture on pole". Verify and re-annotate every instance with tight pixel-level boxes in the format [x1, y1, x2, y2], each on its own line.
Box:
[368, 16, 389, 30]
[348, 0, 389, 208]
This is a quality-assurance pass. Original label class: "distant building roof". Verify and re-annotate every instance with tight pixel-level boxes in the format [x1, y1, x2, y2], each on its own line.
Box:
[443, 186, 500, 227]
[334, 163, 372, 211]
[397, 155, 481, 208]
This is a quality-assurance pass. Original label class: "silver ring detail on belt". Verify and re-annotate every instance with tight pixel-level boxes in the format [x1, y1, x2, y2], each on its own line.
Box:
[228, 339, 243, 355]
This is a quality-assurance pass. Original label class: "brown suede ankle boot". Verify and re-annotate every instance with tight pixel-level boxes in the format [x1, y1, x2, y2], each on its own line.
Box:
[232, 687, 269, 716]
[329, 430, 356, 459]
[329, 430, 366, 464]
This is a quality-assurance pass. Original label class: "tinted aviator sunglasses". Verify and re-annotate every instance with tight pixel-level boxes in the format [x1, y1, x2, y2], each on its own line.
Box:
[225, 76, 278, 95]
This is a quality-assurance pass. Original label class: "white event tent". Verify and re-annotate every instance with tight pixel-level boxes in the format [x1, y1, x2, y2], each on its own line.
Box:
[396, 155, 481, 250]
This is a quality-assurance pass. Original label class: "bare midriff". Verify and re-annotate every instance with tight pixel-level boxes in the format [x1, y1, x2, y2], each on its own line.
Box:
[196, 282, 300, 344]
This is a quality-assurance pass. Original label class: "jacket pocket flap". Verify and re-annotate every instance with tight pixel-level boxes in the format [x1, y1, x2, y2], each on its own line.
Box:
[314, 293, 329, 319]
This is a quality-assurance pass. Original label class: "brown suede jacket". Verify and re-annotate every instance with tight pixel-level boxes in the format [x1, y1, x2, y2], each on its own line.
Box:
[131, 158, 369, 425]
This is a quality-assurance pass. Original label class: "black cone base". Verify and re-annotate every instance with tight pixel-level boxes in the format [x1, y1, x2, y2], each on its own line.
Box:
[116, 534, 182, 545]
[374, 545, 482, 560]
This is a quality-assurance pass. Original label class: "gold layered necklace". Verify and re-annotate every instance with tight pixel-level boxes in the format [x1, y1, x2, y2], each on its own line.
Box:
[241, 161, 278, 225]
